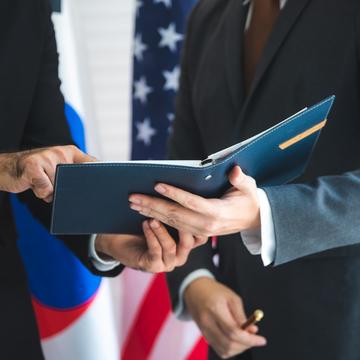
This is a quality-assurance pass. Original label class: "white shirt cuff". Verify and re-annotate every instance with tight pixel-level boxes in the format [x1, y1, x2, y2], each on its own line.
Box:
[89, 235, 121, 272]
[174, 269, 215, 320]
[240, 189, 276, 266]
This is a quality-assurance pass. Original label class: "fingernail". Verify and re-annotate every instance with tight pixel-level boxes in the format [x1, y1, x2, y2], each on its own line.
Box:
[130, 204, 142, 212]
[150, 220, 160, 229]
[143, 220, 149, 229]
[155, 184, 166, 194]
[129, 196, 142, 205]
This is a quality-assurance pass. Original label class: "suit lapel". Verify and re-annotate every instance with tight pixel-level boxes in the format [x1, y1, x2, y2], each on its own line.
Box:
[237, 0, 311, 130]
[224, 0, 248, 117]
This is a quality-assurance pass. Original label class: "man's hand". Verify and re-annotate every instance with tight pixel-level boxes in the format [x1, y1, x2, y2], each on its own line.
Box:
[184, 277, 267, 359]
[129, 166, 260, 237]
[95, 219, 207, 273]
[0, 145, 94, 202]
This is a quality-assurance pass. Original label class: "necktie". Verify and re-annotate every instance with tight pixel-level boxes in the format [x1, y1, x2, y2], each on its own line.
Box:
[244, 0, 281, 92]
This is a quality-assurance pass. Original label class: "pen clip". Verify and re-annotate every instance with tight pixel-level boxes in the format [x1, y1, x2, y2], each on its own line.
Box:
[200, 158, 214, 166]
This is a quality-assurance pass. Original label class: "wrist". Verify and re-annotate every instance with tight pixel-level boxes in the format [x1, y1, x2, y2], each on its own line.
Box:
[250, 206, 261, 229]
[246, 192, 261, 230]
[95, 235, 116, 261]
[184, 276, 216, 303]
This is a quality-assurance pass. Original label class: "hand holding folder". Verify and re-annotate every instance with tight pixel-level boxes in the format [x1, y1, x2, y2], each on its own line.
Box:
[128, 165, 262, 237]
[51, 96, 335, 235]
[95, 226, 206, 273]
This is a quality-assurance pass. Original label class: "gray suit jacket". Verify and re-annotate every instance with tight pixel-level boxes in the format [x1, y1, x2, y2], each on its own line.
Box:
[265, 170, 360, 265]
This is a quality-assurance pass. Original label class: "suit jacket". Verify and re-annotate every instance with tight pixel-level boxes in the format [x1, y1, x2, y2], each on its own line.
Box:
[0, 1, 122, 358]
[167, 0, 360, 359]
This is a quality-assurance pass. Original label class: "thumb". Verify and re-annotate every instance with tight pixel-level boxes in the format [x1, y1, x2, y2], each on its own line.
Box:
[71, 147, 98, 163]
[228, 166, 249, 191]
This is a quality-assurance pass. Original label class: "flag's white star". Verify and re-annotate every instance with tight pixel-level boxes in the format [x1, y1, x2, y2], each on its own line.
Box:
[136, 118, 157, 145]
[135, 0, 143, 16]
[167, 113, 175, 133]
[168, 113, 175, 122]
[158, 23, 183, 52]
[163, 66, 180, 91]
[134, 76, 153, 104]
[154, 0, 172, 8]
[134, 34, 147, 61]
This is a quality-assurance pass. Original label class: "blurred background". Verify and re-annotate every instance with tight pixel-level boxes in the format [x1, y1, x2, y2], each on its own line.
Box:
[12, 0, 209, 359]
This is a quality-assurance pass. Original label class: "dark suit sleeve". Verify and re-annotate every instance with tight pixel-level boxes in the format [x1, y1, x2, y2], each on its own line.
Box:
[21, 0, 73, 150]
[263, 169, 360, 266]
[18, 0, 123, 277]
[166, 2, 220, 310]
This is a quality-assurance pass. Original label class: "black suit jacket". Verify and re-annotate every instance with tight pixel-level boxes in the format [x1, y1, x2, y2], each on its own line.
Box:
[0, 1, 122, 358]
[167, 0, 360, 359]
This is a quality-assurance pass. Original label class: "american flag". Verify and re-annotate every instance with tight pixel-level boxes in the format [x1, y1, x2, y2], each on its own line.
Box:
[122, 0, 208, 359]
[131, 0, 195, 160]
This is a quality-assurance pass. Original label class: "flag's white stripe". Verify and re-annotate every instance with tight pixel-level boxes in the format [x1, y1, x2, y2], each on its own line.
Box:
[52, 1, 85, 124]
[52, 0, 103, 158]
[42, 280, 119, 360]
[121, 269, 155, 346]
[149, 313, 202, 360]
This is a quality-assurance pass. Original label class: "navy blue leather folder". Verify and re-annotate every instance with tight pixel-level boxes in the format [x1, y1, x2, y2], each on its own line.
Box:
[51, 96, 335, 235]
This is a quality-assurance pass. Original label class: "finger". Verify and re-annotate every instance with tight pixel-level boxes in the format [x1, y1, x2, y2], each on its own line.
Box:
[40, 158, 59, 201]
[42, 158, 57, 186]
[233, 329, 267, 348]
[228, 297, 247, 328]
[154, 183, 214, 215]
[205, 319, 261, 359]
[216, 319, 267, 351]
[149, 220, 177, 271]
[214, 304, 244, 342]
[228, 166, 254, 194]
[142, 221, 162, 265]
[247, 325, 259, 334]
[26, 167, 54, 200]
[176, 232, 195, 266]
[200, 318, 234, 358]
[193, 236, 208, 248]
[44, 195, 53, 203]
[227, 299, 267, 347]
[129, 197, 207, 236]
[32, 178, 53, 200]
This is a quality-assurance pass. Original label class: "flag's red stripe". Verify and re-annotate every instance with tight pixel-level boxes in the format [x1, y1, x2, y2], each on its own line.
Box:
[122, 273, 171, 360]
[186, 337, 208, 360]
[32, 294, 96, 339]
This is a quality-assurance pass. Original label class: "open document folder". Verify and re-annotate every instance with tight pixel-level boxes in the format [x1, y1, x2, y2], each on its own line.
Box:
[51, 95, 335, 235]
